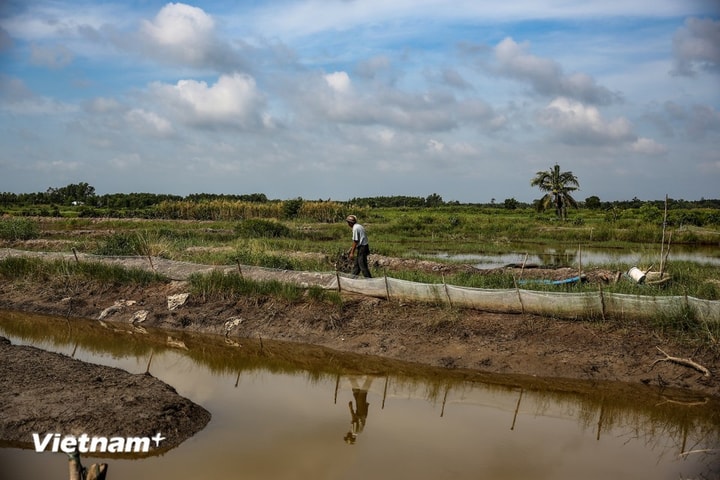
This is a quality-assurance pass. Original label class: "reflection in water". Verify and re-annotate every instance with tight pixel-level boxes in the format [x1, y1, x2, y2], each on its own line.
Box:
[344, 376, 373, 444]
[1, 310, 719, 479]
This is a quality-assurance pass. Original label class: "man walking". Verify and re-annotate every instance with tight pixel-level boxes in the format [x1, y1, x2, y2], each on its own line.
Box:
[346, 215, 372, 278]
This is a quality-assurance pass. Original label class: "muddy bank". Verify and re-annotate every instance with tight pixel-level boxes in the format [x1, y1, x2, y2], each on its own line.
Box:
[1, 270, 718, 398]
[0, 336, 210, 455]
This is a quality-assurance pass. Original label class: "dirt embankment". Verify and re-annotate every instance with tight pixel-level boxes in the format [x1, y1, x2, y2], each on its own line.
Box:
[0, 336, 210, 454]
[1, 260, 718, 399]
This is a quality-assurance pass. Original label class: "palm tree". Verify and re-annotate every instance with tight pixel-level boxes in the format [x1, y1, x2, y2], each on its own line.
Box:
[530, 164, 580, 220]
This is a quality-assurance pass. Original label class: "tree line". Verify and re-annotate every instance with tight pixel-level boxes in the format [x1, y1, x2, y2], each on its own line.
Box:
[1, 182, 718, 214]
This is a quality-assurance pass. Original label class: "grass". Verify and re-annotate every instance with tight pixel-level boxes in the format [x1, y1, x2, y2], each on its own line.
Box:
[0, 217, 40, 241]
[0, 256, 168, 285]
[188, 270, 341, 305]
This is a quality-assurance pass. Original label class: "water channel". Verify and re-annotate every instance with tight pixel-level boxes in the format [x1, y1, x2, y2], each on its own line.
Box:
[428, 245, 720, 269]
[1, 310, 719, 480]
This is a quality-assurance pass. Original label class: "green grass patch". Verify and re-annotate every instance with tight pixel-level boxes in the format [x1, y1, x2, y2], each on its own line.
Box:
[0, 256, 167, 285]
[189, 270, 340, 305]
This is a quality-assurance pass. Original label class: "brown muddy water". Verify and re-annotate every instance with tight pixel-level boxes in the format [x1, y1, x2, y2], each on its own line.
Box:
[1, 311, 719, 480]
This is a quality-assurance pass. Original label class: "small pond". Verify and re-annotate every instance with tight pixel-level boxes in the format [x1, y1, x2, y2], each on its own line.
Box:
[1, 310, 719, 480]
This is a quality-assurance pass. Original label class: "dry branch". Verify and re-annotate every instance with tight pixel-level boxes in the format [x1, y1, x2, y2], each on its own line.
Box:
[652, 347, 711, 377]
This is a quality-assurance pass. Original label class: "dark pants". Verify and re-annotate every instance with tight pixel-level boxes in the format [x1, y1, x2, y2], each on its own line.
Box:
[352, 244, 372, 278]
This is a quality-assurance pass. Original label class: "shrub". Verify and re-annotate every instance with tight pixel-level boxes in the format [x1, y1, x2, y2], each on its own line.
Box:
[234, 219, 291, 238]
[95, 233, 144, 256]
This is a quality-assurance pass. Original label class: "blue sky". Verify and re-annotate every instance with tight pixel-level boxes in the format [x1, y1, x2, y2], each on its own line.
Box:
[1, 1, 718, 203]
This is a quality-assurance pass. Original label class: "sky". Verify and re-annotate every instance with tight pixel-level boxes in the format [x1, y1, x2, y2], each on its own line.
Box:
[0, 1, 718, 203]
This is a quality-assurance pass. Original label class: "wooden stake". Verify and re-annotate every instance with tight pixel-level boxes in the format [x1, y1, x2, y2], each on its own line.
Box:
[511, 388, 523, 431]
[440, 385, 450, 417]
[382, 376, 388, 410]
[145, 350, 154, 375]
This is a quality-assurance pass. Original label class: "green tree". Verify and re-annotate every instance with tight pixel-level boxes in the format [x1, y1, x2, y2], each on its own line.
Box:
[425, 193, 444, 207]
[503, 197, 519, 210]
[282, 197, 303, 219]
[584, 195, 601, 210]
[530, 164, 580, 220]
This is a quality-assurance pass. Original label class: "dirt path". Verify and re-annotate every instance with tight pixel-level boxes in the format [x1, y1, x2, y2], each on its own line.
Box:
[0, 248, 718, 399]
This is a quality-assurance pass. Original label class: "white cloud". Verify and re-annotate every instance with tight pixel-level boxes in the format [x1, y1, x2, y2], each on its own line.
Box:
[136, 2, 242, 70]
[141, 3, 214, 47]
[125, 109, 174, 137]
[324, 71, 351, 93]
[537, 97, 636, 144]
[427, 139, 444, 152]
[630, 137, 667, 155]
[150, 73, 268, 128]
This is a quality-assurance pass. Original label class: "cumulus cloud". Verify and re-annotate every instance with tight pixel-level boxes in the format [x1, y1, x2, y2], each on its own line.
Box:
[324, 71, 351, 93]
[537, 97, 636, 145]
[142, 3, 214, 47]
[493, 37, 621, 105]
[671, 17, 720, 76]
[138, 2, 243, 70]
[150, 73, 269, 129]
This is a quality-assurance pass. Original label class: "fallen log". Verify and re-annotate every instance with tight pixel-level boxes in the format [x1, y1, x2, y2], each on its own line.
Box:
[652, 347, 711, 378]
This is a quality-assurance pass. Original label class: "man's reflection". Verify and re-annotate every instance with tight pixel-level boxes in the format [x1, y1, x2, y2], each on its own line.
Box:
[344, 376, 373, 444]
